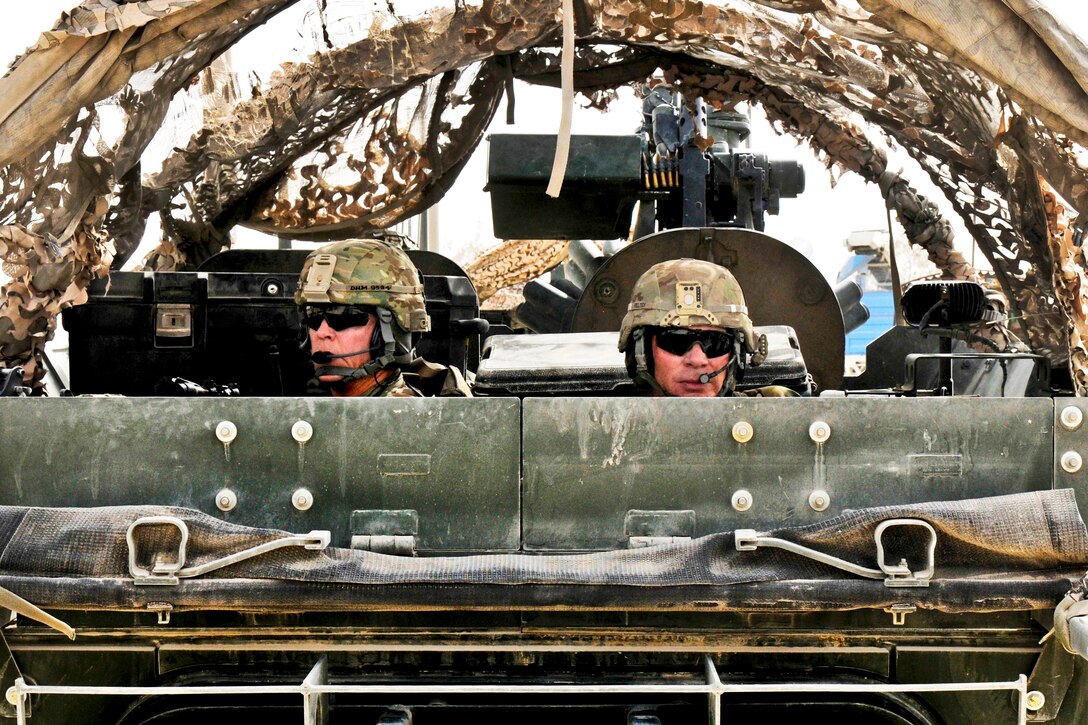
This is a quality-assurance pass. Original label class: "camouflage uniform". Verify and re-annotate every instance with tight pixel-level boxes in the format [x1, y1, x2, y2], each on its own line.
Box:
[296, 240, 470, 398]
[618, 258, 797, 397]
[363, 371, 420, 398]
[737, 384, 797, 398]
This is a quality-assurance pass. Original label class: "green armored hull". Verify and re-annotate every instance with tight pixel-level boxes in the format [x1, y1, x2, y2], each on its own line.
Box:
[3, 2, 1088, 723]
[0, 395, 1086, 724]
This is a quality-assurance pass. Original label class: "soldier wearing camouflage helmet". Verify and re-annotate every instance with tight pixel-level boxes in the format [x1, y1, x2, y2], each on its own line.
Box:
[296, 239, 462, 397]
[618, 258, 793, 397]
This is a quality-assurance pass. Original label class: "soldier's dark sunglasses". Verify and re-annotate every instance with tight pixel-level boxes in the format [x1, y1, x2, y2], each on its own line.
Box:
[301, 305, 373, 332]
[654, 328, 734, 358]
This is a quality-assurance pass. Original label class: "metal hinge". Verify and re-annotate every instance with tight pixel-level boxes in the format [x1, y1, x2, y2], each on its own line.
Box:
[350, 509, 418, 555]
[628, 536, 692, 548]
[350, 535, 417, 556]
[735, 518, 936, 588]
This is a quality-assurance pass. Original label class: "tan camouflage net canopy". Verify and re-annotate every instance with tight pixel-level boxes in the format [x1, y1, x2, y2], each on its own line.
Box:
[1, 0, 1087, 391]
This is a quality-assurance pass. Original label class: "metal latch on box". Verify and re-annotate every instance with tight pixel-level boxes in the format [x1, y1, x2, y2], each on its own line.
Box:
[350, 509, 418, 556]
[735, 518, 936, 588]
[625, 509, 695, 548]
[155, 304, 192, 338]
[127, 516, 330, 585]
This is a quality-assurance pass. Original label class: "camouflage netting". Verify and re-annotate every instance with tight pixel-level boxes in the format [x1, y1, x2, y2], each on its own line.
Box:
[466, 238, 571, 302]
[1, 0, 1088, 390]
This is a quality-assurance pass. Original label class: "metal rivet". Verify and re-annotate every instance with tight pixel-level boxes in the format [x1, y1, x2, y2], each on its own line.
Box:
[809, 421, 831, 444]
[292, 488, 314, 511]
[1060, 406, 1084, 431]
[1026, 690, 1046, 712]
[809, 490, 830, 512]
[732, 489, 753, 512]
[1061, 450, 1083, 474]
[5, 686, 16, 705]
[732, 421, 754, 444]
[292, 420, 313, 443]
[215, 488, 237, 512]
[594, 278, 619, 303]
[215, 421, 237, 444]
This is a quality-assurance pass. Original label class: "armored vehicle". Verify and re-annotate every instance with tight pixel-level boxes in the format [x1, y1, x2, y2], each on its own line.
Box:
[2, 2, 1088, 725]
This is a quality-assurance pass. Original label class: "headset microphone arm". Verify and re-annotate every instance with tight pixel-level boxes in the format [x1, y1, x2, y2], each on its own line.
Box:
[698, 364, 731, 385]
[311, 346, 377, 363]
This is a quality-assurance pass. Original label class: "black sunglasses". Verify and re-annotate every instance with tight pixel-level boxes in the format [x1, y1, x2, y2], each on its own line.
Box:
[300, 305, 373, 332]
[654, 328, 734, 358]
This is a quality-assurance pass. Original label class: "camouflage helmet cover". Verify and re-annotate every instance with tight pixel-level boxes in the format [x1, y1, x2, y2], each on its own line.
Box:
[617, 258, 757, 353]
[295, 239, 430, 333]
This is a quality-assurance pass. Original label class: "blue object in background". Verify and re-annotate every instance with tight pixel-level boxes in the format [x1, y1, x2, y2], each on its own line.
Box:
[845, 289, 894, 355]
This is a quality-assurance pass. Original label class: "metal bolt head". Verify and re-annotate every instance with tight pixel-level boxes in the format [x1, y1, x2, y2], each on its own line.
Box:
[809, 489, 830, 512]
[809, 421, 831, 444]
[1061, 406, 1084, 431]
[732, 421, 754, 444]
[594, 278, 619, 303]
[292, 420, 314, 443]
[1061, 450, 1083, 474]
[292, 488, 314, 511]
[215, 420, 237, 444]
[215, 488, 237, 512]
[1026, 690, 1046, 711]
[732, 489, 753, 512]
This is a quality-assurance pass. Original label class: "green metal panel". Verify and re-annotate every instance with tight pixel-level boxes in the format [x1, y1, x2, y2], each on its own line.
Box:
[0, 397, 521, 552]
[522, 397, 1055, 550]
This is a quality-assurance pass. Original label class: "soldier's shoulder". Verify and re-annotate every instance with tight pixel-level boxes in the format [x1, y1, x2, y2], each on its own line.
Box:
[402, 358, 473, 397]
[736, 385, 799, 398]
[379, 373, 422, 397]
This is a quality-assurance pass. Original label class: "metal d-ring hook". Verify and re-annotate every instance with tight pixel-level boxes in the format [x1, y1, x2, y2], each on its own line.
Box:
[127, 516, 330, 586]
[735, 517, 936, 588]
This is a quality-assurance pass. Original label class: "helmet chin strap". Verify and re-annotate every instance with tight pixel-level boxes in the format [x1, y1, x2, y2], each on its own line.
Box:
[631, 328, 667, 396]
[311, 346, 391, 383]
[313, 355, 396, 384]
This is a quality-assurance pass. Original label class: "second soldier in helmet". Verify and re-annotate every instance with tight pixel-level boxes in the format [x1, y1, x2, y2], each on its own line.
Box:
[296, 239, 470, 397]
[618, 258, 796, 398]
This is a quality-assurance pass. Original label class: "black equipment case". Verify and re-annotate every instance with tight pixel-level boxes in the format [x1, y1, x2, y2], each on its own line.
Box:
[63, 271, 312, 396]
[63, 262, 481, 396]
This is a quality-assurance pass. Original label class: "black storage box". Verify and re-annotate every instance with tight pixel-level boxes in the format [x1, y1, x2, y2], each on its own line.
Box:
[63, 272, 311, 396]
[487, 134, 641, 240]
[63, 269, 481, 396]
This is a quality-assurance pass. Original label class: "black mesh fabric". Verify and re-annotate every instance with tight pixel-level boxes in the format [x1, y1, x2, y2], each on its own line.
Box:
[0, 490, 1084, 614]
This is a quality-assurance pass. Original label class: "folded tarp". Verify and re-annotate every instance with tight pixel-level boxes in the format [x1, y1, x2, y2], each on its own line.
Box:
[0, 489, 1084, 614]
